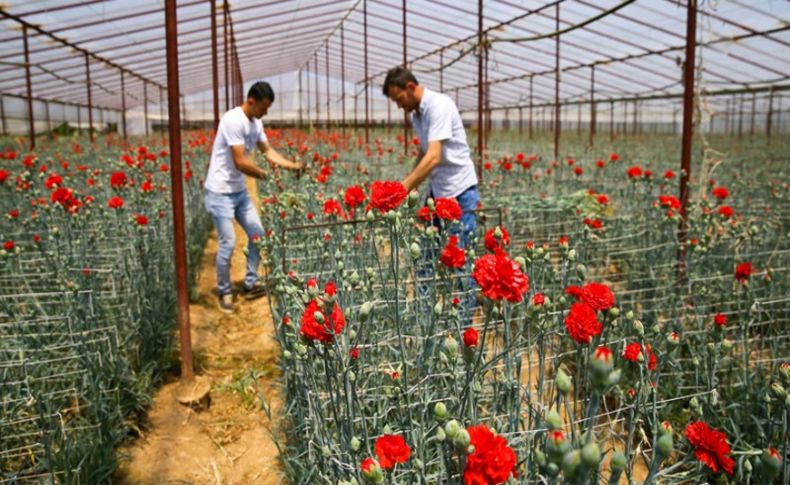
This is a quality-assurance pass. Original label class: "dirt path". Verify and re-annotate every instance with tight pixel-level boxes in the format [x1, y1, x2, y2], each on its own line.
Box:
[115, 180, 284, 485]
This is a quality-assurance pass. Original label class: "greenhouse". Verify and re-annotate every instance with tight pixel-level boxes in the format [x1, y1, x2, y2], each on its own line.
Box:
[0, 0, 788, 483]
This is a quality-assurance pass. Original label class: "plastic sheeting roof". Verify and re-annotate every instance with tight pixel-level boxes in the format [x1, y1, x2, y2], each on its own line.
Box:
[0, 0, 788, 114]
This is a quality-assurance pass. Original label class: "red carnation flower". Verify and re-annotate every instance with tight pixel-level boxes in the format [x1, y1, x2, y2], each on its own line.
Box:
[713, 313, 727, 327]
[463, 327, 479, 347]
[484, 227, 510, 253]
[417, 206, 432, 222]
[370, 180, 407, 213]
[609, 153, 620, 161]
[344, 185, 366, 209]
[434, 197, 462, 221]
[658, 195, 681, 210]
[711, 187, 729, 200]
[299, 299, 346, 344]
[107, 196, 124, 209]
[440, 235, 466, 269]
[532, 292, 545, 306]
[110, 171, 128, 189]
[734, 262, 755, 283]
[464, 424, 518, 485]
[623, 342, 657, 370]
[0, 169, 9, 183]
[664, 170, 676, 179]
[627, 166, 643, 178]
[718, 205, 734, 218]
[374, 434, 411, 470]
[564, 302, 602, 345]
[581, 282, 615, 311]
[596, 160, 605, 169]
[44, 173, 63, 190]
[3, 240, 14, 252]
[684, 421, 735, 475]
[564, 285, 584, 300]
[323, 198, 343, 217]
[134, 214, 149, 226]
[472, 249, 530, 303]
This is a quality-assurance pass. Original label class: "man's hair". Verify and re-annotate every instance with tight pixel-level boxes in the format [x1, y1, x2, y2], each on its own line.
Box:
[382, 67, 418, 96]
[247, 81, 275, 102]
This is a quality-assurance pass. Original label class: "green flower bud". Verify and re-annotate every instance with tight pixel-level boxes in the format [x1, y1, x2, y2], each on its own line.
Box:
[348, 370, 356, 382]
[453, 429, 470, 450]
[434, 302, 443, 317]
[625, 310, 634, 320]
[366, 210, 375, 222]
[350, 270, 360, 285]
[410, 242, 421, 259]
[436, 427, 446, 441]
[771, 382, 786, 400]
[721, 338, 733, 352]
[761, 448, 782, 478]
[535, 450, 546, 466]
[314, 311, 325, 324]
[581, 442, 601, 468]
[656, 433, 673, 457]
[337, 261, 345, 270]
[555, 368, 572, 394]
[408, 190, 419, 206]
[561, 450, 581, 479]
[633, 320, 644, 336]
[443, 336, 458, 358]
[610, 451, 627, 471]
[360, 458, 384, 484]
[445, 419, 460, 439]
[322, 445, 331, 457]
[351, 437, 361, 451]
[568, 249, 577, 262]
[360, 301, 373, 320]
[608, 307, 620, 318]
[545, 462, 560, 477]
[434, 402, 448, 421]
[607, 369, 622, 387]
[546, 409, 563, 430]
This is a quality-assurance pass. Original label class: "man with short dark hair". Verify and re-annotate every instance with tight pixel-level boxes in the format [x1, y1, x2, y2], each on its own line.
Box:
[383, 67, 480, 320]
[204, 81, 302, 313]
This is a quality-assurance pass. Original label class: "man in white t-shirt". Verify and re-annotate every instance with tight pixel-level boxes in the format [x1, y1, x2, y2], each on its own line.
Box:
[204, 81, 302, 313]
[383, 67, 480, 321]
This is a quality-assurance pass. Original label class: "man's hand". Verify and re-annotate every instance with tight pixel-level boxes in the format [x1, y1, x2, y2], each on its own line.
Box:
[402, 140, 442, 192]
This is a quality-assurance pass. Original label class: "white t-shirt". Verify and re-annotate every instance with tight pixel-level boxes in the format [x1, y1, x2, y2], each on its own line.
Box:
[204, 107, 267, 194]
[411, 88, 478, 198]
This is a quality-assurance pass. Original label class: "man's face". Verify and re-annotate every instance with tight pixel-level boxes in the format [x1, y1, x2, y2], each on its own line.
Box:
[387, 83, 419, 113]
[248, 98, 272, 118]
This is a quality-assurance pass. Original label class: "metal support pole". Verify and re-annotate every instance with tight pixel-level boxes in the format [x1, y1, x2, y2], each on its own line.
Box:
[223, 0, 229, 111]
[160, 86, 164, 131]
[325, 43, 331, 126]
[120, 69, 127, 140]
[144, 81, 149, 137]
[576, 103, 581, 136]
[589, 65, 596, 147]
[485, 45, 491, 139]
[724, 98, 731, 135]
[737, 93, 744, 139]
[439, 49, 444, 92]
[529, 75, 533, 139]
[306, 65, 311, 127]
[45, 100, 51, 135]
[341, 23, 346, 134]
[211, 0, 220, 130]
[519, 107, 523, 135]
[314, 56, 320, 127]
[0, 95, 5, 136]
[632, 100, 638, 135]
[402, 0, 408, 154]
[164, 0, 194, 385]
[767, 87, 774, 143]
[677, 0, 697, 282]
[23, 25, 35, 149]
[476, 0, 484, 181]
[77, 103, 81, 134]
[363, 0, 369, 145]
[298, 69, 303, 128]
[749, 92, 756, 137]
[553, 3, 560, 160]
[85, 52, 94, 143]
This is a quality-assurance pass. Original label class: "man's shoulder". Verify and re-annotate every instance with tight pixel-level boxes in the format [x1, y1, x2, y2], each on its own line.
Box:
[424, 90, 456, 114]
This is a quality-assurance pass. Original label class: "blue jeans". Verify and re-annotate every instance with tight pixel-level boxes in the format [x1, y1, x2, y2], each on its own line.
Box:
[418, 185, 480, 323]
[203, 188, 264, 296]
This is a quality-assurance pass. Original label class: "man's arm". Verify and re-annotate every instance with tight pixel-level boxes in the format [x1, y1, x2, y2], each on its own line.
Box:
[402, 140, 442, 192]
[257, 141, 303, 171]
[231, 145, 266, 179]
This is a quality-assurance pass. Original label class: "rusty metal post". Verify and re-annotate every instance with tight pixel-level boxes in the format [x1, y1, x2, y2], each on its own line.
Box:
[677, 0, 697, 282]
[223, 0, 229, 111]
[672, 105, 678, 135]
[402, 0, 408, 155]
[120, 69, 127, 140]
[164, 0, 194, 385]
[160, 86, 164, 131]
[529, 75, 533, 139]
[476, 0, 484, 181]
[341, 23, 346, 134]
[211, 0, 220, 130]
[766, 87, 774, 143]
[363, 0, 370, 145]
[553, 3, 560, 160]
[589, 64, 596, 147]
[85, 52, 94, 143]
[485, 45, 491, 140]
[23, 25, 35, 149]
[144, 81, 149, 136]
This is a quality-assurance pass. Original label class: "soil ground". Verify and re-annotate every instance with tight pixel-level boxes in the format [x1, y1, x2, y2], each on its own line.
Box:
[114, 179, 284, 485]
